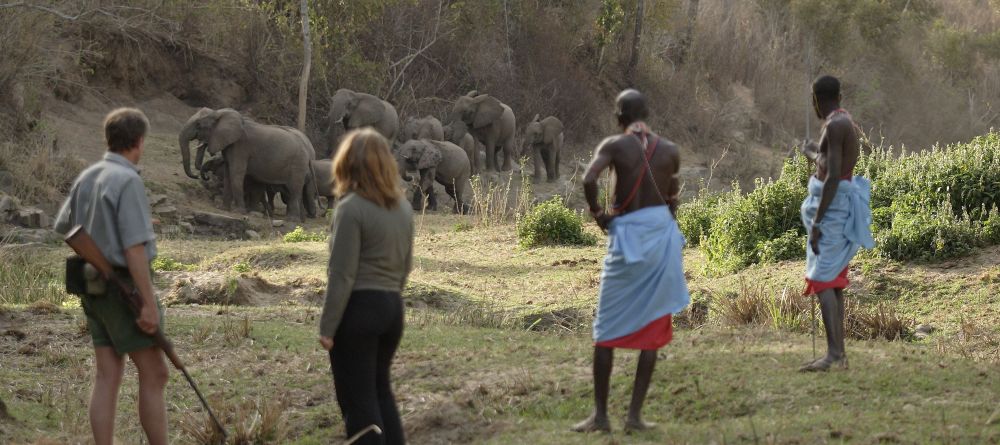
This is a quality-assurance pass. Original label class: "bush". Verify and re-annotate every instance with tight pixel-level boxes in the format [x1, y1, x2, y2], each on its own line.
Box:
[152, 256, 196, 272]
[517, 197, 597, 248]
[283, 226, 327, 243]
[687, 131, 1000, 271]
[701, 157, 809, 273]
[876, 201, 981, 261]
[757, 229, 806, 264]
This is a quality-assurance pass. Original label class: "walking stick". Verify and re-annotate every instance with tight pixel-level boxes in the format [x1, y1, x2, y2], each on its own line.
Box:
[811, 294, 817, 360]
[345, 425, 382, 444]
[64, 226, 228, 440]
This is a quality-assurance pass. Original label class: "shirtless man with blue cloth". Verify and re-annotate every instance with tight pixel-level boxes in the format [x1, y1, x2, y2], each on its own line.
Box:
[799, 75, 875, 372]
[574, 89, 690, 433]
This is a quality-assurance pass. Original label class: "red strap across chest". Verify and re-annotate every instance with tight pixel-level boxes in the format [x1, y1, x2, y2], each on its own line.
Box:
[613, 134, 659, 212]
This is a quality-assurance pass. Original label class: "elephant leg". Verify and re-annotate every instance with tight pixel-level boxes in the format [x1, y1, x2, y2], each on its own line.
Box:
[545, 145, 558, 183]
[286, 182, 305, 222]
[227, 161, 248, 214]
[501, 136, 514, 171]
[410, 185, 424, 211]
[484, 135, 498, 172]
[554, 146, 561, 181]
[533, 145, 544, 184]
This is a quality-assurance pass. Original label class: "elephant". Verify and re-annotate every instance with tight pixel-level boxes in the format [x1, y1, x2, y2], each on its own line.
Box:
[310, 159, 336, 210]
[200, 152, 318, 218]
[449, 91, 516, 172]
[395, 139, 471, 213]
[523, 114, 564, 183]
[400, 115, 444, 142]
[179, 108, 315, 221]
[327, 88, 399, 158]
[443, 119, 479, 175]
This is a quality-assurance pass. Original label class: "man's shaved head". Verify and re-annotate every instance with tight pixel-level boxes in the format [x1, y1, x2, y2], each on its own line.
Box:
[615, 89, 649, 127]
[812, 75, 841, 103]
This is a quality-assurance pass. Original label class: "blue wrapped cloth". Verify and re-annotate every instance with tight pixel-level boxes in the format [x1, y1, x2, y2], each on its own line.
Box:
[800, 176, 875, 282]
[593, 205, 690, 342]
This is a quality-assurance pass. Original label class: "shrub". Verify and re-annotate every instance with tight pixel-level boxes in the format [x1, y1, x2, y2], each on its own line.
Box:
[283, 226, 327, 243]
[516, 197, 597, 248]
[757, 229, 806, 264]
[152, 256, 196, 272]
[677, 185, 722, 247]
[876, 201, 981, 261]
[232, 261, 252, 274]
[702, 160, 808, 273]
[690, 132, 1000, 271]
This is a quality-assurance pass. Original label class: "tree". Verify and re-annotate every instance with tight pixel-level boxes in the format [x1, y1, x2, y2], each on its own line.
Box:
[297, 0, 311, 132]
[626, 0, 644, 83]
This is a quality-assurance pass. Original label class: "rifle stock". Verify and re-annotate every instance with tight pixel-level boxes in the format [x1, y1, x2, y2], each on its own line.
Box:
[63, 225, 227, 439]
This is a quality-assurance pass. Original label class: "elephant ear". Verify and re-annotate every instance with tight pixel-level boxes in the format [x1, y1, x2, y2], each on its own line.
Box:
[349, 96, 386, 129]
[417, 142, 442, 170]
[471, 95, 504, 129]
[543, 118, 563, 145]
[207, 109, 245, 154]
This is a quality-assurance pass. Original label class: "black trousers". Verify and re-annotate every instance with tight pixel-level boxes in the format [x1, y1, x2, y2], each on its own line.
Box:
[330, 290, 405, 445]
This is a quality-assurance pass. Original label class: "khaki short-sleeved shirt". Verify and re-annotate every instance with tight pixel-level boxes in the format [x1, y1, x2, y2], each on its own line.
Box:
[54, 152, 157, 266]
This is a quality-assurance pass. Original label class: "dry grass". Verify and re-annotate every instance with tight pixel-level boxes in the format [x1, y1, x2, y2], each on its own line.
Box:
[468, 173, 534, 228]
[180, 396, 289, 445]
[0, 132, 86, 206]
[846, 301, 914, 341]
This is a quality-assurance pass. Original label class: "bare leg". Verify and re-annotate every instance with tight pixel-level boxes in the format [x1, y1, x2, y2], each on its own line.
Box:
[572, 346, 613, 433]
[129, 346, 169, 445]
[835, 288, 847, 364]
[799, 289, 847, 372]
[625, 349, 658, 432]
[90, 346, 125, 445]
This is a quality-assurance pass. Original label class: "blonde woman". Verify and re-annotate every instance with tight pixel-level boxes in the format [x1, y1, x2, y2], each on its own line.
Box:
[319, 129, 413, 445]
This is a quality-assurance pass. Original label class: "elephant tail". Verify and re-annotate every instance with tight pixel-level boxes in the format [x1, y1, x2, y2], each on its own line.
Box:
[307, 160, 326, 215]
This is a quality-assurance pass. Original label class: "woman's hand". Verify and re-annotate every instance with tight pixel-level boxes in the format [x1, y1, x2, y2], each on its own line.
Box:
[319, 336, 334, 351]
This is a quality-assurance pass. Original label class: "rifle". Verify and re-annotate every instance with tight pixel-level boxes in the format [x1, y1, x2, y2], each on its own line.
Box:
[64, 226, 228, 440]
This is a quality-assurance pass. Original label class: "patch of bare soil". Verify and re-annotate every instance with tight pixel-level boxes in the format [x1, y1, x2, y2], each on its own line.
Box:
[403, 392, 506, 444]
[159, 272, 323, 307]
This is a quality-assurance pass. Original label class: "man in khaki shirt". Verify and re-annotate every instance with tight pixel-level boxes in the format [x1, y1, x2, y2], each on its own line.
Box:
[53, 108, 168, 445]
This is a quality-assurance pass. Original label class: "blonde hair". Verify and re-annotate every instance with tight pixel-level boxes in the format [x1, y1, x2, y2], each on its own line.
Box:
[332, 129, 403, 209]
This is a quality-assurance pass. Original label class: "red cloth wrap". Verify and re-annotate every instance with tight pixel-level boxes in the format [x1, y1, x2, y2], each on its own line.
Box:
[802, 266, 849, 296]
[595, 314, 673, 350]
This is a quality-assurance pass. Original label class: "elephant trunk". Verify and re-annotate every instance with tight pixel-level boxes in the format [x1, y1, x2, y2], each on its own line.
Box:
[194, 143, 207, 171]
[179, 121, 200, 179]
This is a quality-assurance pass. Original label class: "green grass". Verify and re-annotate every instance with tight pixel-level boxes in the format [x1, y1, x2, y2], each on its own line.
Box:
[1, 215, 999, 443]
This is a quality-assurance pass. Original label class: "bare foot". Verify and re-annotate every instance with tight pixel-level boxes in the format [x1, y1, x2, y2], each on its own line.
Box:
[571, 414, 611, 433]
[798, 355, 848, 372]
[624, 419, 656, 433]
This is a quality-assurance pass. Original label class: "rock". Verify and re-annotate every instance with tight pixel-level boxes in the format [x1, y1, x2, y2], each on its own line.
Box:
[0, 194, 17, 221]
[14, 208, 51, 229]
[153, 205, 177, 218]
[271, 219, 285, 228]
[148, 194, 168, 207]
[4, 228, 60, 244]
[914, 323, 935, 338]
[245, 230, 261, 240]
[0, 171, 14, 192]
[192, 210, 248, 231]
[160, 225, 182, 236]
[179, 222, 195, 234]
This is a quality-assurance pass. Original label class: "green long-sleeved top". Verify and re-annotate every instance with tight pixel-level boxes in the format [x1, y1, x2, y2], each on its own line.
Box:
[320, 193, 414, 338]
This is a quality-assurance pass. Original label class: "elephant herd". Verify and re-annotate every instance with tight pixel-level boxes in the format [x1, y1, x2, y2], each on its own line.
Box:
[178, 89, 565, 220]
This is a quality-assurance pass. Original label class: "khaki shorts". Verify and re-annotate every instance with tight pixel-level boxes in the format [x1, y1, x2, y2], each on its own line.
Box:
[80, 274, 164, 356]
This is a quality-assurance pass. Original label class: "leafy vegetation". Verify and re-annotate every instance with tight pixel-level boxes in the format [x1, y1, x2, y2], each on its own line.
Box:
[516, 197, 598, 248]
[282, 226, 327, 243]
[152, 256, 197, 272]
[683, 131, 1000, 272]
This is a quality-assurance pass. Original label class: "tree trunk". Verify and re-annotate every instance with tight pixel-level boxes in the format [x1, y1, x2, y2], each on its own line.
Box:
[297, 0, 311, 132]
[679, 0, 699, 64]
[627, 0, 644, 84]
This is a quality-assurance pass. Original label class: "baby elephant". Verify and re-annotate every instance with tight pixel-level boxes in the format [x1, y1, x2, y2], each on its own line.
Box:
[443, 120, 479, 175]
[524, 114, 564, 183]
[396, 139, 471, 213]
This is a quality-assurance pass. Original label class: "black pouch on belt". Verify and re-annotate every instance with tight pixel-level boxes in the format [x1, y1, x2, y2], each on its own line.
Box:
[65, 256, 108, 296]
[65, 255, 88, 296]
